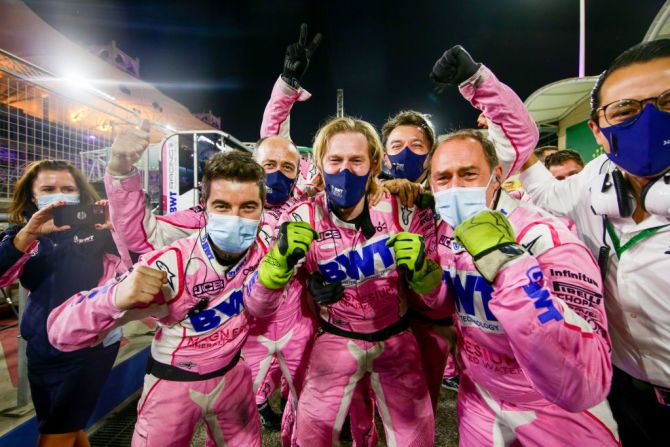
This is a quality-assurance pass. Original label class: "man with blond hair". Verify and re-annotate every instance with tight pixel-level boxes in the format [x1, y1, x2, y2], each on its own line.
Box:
[245, 116, 447, 446]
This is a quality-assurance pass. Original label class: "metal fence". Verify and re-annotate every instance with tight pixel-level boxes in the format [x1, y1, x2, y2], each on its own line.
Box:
[0, 49, 144, 203]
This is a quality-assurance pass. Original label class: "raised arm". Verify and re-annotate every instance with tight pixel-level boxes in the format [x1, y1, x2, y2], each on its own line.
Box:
[430, 45, 538, 179]
[105, 124, 203, 254]
[260, 24, 321, 138]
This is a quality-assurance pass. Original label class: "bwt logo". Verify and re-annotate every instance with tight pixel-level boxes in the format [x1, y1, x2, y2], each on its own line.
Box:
[445, 270, 496, 321]
[318, 237, 394, 282]
[331, 186, 344, 197]
[522, 266, 563, 324]
[169, 191, 178, 212]
[189, 289, 244, 332]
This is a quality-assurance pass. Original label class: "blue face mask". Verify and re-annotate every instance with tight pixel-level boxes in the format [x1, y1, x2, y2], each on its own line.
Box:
[387, 147, 428, 182]
[601, 103, 670, 177]
[323, 169, 370, 208]
[37, 193, 80, 210]
[206, 213, 260, 253]
[265, 170, 296, 206]
[433, 176, 494, 227]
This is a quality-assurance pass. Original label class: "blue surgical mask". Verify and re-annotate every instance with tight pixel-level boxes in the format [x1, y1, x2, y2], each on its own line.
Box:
[266, 170, 296, 206]
[434, 176, 494, 227]
[37, 193, 80, 210]
[601, 103, 670, 177]
[387, 147, 427, 182]
[206, 213, 260, 253]
[323, 169, 370, 208]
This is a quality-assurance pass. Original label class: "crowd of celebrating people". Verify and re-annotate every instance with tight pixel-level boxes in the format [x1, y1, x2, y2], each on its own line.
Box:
[2, 23, 669, 447]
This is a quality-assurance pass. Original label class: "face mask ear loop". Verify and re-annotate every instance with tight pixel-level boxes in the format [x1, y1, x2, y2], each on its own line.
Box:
[486, 174, 501, 210]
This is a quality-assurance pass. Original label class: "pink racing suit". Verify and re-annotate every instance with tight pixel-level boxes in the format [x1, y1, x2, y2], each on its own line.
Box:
[245, 192, 447, 447]
[103, 169, 315, 444]
[435, 190, 619, 446]
[410, 63, 541, 412]
[48, 232, 266, 446]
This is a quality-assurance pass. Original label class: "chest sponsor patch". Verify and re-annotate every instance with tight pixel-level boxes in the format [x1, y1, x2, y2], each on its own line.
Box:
[187, 288, 244, 332]
[317, 236, 395, 283]
[445, 269, 501, 333]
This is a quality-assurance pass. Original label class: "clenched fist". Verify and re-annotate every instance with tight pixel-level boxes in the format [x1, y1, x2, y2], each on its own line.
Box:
[114, 266, 167, 310]
[430, 45, 481, 88]
[107, 120, 151, 176]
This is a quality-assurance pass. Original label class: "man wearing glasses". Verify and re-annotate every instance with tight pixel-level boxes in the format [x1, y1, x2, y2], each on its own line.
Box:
[517, 39, 670, 443]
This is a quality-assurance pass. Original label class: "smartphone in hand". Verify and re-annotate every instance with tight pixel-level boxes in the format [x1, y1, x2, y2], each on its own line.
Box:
[52, 204, 106, 227]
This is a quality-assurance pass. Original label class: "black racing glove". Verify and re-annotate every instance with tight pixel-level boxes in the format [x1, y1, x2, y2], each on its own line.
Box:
[308, 272, 344, 305]
[429, 45, 481, 88]
[282, 23, 323, 89]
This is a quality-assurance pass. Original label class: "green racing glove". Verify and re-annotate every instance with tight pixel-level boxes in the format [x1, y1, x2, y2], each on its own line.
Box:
[258, 221, 319, 289]
[453, 210, 526, 283]
[386, 232, 442, 294]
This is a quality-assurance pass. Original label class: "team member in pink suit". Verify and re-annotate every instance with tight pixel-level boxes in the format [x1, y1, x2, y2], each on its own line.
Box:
[48, 151, 268, 446]
[244, 116, 446, 446]
[103, 130, 317, 434]
[98, 27, 325, 440]
[428, 47, 619, 445]
[380, 45, 540, 410]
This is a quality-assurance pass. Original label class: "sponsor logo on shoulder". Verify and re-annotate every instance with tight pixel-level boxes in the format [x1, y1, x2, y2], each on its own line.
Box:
[549, 269, 598, 287]
[523, 266, 563, 324]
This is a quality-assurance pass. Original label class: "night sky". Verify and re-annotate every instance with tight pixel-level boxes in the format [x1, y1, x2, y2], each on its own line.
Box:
[24, 0, 667, 145]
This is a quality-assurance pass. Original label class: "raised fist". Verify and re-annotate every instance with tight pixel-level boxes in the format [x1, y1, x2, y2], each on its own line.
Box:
[429, 45, 481, 87]
[108, 120, 150, 176]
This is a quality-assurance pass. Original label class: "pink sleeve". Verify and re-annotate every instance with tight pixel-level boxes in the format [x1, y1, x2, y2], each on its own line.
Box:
[0, 239, 38, 287]
[490, 244, 611, 412]
[105, 170, 202, 254]
[47, 277, 126, 352]
[243, 270, 286, 318]
[48, 250, 172, 352]
[260, 76, 311, 138]
[459, 65, 538, 178]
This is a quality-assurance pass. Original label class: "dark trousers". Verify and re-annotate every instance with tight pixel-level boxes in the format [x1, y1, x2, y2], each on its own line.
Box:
[608, 366, 670, 445]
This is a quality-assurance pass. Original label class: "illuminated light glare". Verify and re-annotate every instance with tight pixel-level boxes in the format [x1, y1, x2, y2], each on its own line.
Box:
[61, 71, 116, 101]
